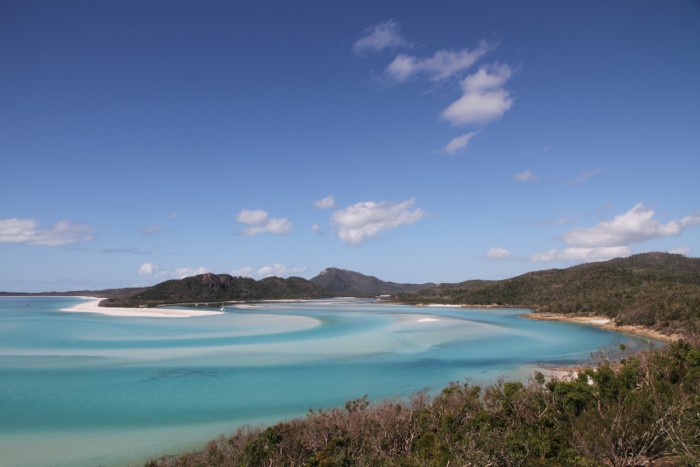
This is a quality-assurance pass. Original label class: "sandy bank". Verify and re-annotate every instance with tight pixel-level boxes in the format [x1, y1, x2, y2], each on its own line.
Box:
[523, 312, 680, 342]
[61, 298, 224, 318]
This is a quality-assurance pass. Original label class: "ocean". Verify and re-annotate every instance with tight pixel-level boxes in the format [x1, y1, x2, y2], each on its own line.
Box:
[0, 296, 656, 466]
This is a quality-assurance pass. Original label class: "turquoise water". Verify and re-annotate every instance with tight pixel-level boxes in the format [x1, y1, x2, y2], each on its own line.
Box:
[0, 297, 656, 466]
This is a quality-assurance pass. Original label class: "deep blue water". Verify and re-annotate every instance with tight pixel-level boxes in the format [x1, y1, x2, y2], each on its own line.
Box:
[0, 297, 657, 466]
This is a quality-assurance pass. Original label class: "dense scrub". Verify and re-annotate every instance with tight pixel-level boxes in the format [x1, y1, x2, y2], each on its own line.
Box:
[148, 341, 700, 466]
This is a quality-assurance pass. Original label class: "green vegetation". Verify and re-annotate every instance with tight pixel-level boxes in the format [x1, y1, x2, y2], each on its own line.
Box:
[147, 341, 700, 466]
[396, 253, 700, 336]
[100, 273, 331, 307]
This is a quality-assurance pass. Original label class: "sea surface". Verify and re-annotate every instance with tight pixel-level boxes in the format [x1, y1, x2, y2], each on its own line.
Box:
[0, 296, 657, 467]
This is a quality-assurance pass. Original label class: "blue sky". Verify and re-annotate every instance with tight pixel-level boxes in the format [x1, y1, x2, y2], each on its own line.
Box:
[2, 1, 699, 291]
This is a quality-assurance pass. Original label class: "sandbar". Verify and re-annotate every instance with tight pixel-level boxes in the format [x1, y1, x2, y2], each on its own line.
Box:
[61, 298, 224, 318]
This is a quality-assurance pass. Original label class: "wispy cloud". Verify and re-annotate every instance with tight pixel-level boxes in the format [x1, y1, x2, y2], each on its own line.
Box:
[442, 131, 479, 155]
[141, 265, 209, 279]
[571, 168, 601, 185]
[0, 218, 93, 246]
[232, 263, 306, 278]
[236, 209, 293, 236]
[384, 41, 491, 83]
[441, 63, 514, 126]
[531, 216, 576, 227]
[170, 267, 209, 279]
[353, 19, 408, 56]
[314, 195, 336, 209]
[355, 22, 513, 154]
[670, 247, 690, 256]
[530, 203, 700, 263]
[512, 170, 538, 182]
[531, 246, 632, 263]
[331, 198, 427, 246]
[485, 247, 513, 260]
[103, 247, 152, 255]
[139, 225, 161, 236]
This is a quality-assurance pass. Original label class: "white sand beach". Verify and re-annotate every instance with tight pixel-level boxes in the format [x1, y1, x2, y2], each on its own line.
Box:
[61, 298, 224, 318]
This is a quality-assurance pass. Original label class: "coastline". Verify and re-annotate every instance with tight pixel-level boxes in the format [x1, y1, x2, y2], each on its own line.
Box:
[61, 297, 224, 318]
[411, 302, 680, 343]
[522, 312, 680, 342]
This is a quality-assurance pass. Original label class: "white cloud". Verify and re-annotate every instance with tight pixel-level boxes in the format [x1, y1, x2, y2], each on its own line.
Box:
[138, 262, 158, 275]
[571, 168, 601, 185]
[257, 263, 307, 278]
[0, 218, 93, 246]
[531, 246, 632, 263]
[331, 198, 427, 246]
[236, 209, 294, 236]
[174, 267, 209, 279]
[236, 209, 269, 225]
[528, 204, 700, 264]
[384, 41, 491, 83]
[353, 19, 408, 55]
[314, 195, 336, 209]
[242, 218, 294, 236]
[513, 170, 538, 182]
[442, 131, 479, 155]
[669, 247, 690, 256]
[486, 247, 512, 260]
[151, 266, 210, 280]
[232, 264, 306, 278]
[461, 63, 513, 92]
[231, 266, 256, 278]
[563, 203, 700, 248]
[441, 63, 514, 125]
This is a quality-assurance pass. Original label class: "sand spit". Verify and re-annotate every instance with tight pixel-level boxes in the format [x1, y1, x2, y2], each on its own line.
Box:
[61, 298, 224, 318]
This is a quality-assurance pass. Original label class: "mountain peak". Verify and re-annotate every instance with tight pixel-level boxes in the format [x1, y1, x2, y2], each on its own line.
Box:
[311, 268, 431, 297]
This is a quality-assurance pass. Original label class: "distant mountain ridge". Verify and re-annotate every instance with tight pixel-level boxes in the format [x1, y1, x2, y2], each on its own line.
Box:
[310, 267, 433, 297]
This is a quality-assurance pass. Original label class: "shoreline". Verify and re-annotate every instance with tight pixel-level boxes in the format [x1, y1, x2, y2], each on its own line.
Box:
[522, 312, 680, 342]
[61, 297, 224, 318]
[409, 302, 680, 343]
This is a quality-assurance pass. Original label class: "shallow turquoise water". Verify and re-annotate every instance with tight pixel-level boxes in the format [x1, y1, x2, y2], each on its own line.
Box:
[0, 297, 656, 466]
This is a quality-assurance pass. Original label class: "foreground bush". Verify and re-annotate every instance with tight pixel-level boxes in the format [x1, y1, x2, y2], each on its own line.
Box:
[148, 341, 700, 466]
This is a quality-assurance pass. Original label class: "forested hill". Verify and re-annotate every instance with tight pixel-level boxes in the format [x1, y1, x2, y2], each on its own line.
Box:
[100, 273, 332, 307]
[395, 252, 700, 335]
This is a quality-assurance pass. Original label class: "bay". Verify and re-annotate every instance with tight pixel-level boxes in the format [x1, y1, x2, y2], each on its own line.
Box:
[0, 296, 656, 466]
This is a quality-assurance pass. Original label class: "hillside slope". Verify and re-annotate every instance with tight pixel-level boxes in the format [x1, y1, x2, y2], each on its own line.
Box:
[396, 252, 700, 335]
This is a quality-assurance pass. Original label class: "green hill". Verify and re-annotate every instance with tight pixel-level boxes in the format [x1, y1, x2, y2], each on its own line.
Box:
[100, 273, 331, 307]
[396, 252, 700, 335]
